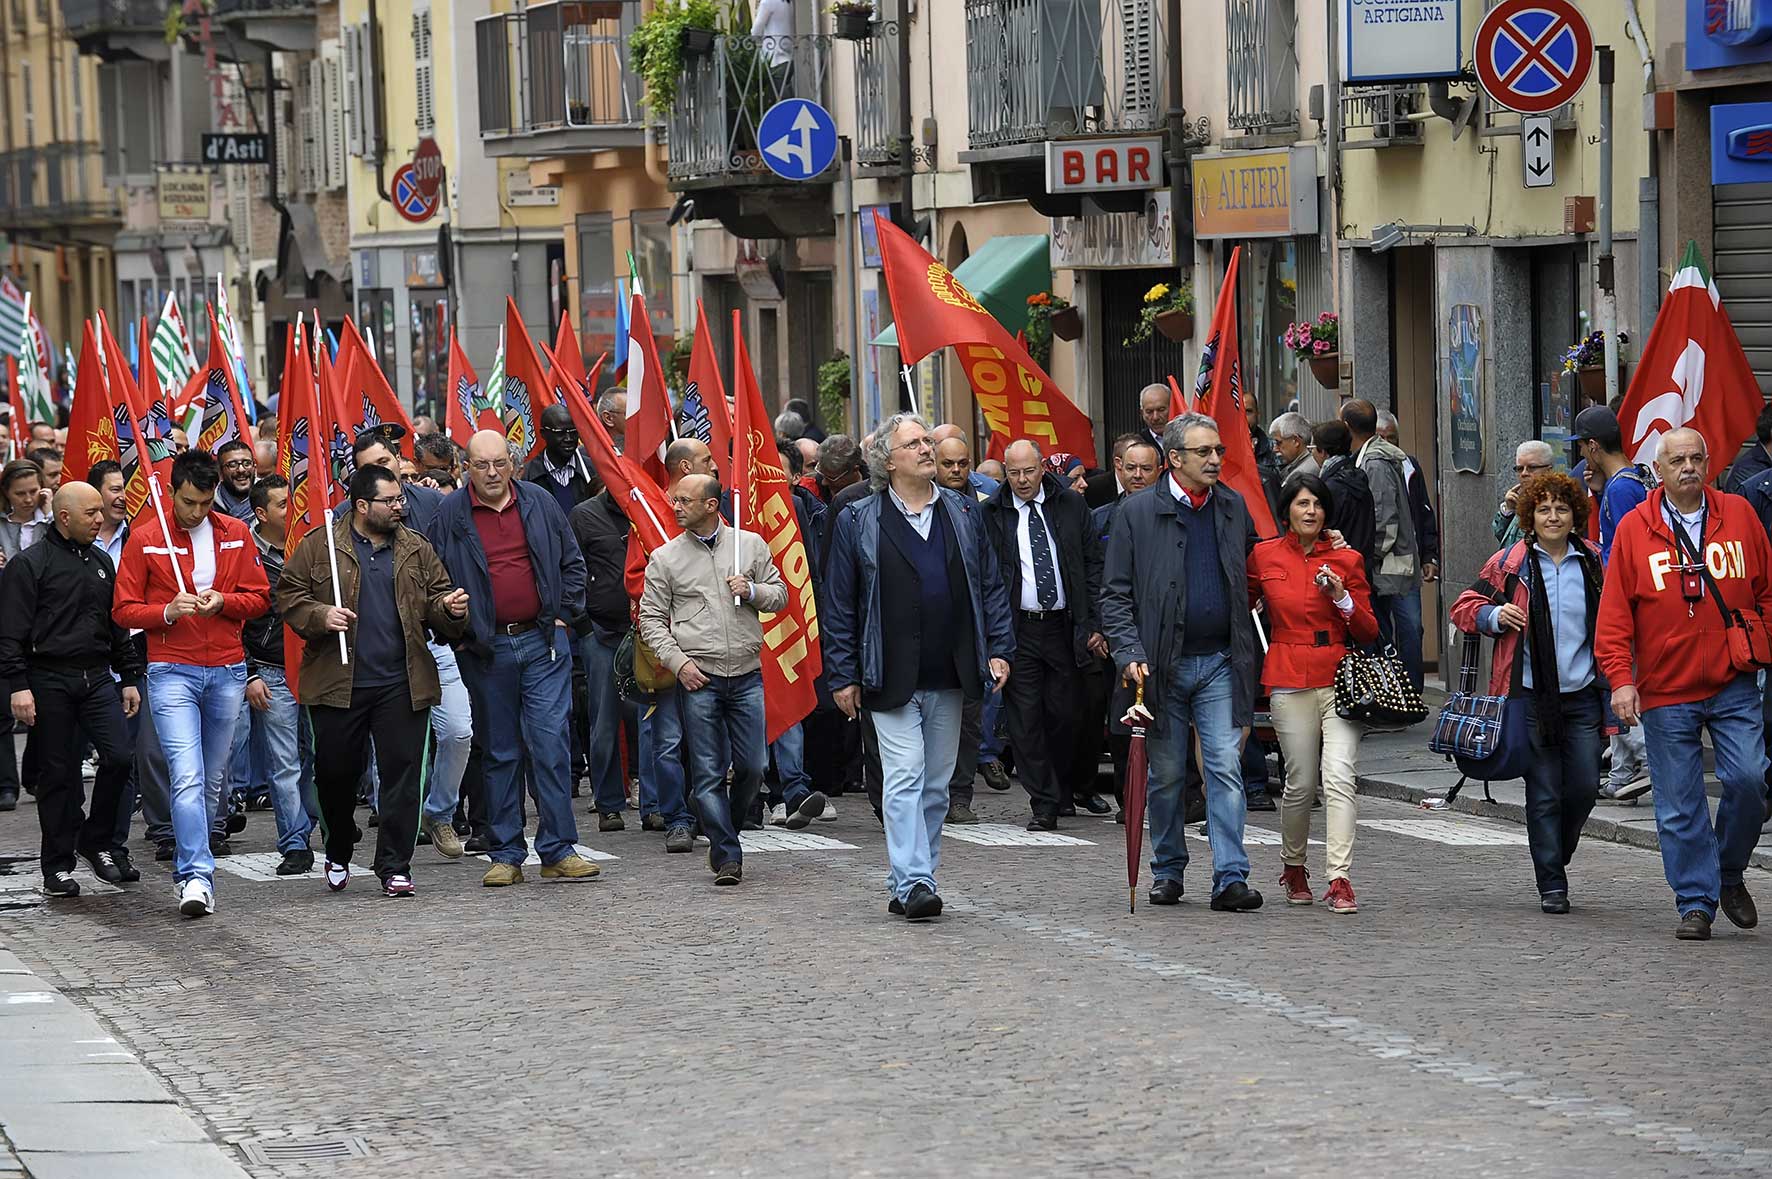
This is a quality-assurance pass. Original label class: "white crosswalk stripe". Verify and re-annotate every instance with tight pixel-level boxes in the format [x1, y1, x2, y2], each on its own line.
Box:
[1357, 818, 1530, 846]
[942, 823, 1096, 847]
[468, 843, 621, 866]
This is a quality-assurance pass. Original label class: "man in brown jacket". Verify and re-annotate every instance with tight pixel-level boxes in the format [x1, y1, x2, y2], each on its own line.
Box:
[277, 464, 469, 898]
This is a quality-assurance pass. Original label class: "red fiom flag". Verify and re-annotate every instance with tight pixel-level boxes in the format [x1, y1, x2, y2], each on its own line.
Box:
[502, 298, 561, 464]
[553, 312, 588, 390]
[6, 356, 24, 455]
[119, 318, 175, 523]
[687, 300, 735, 479]
[873, 212, 1096, 462]
[732, 310, 821, 743]
[64, 323, 119, 484]
[278, 322, 328, 700]
[1167, 374, 1190, 421]
[624, 289, 675, 486]
[444, 328, 500, 446]
[185, 305, 253, 453]
[546, 338, 678, 557]
[334, 317, 415, 457]
[1618, 240, 1764, 467]
[1193, 247, 1277, 538]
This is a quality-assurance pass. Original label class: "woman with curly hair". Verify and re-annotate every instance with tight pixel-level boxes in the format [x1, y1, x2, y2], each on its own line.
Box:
[1451, 471, 1609, 914]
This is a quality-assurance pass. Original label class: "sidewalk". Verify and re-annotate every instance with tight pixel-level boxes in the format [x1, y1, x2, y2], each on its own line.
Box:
[1351, 689, 1772, 872]
[0, 939, 249, 1179]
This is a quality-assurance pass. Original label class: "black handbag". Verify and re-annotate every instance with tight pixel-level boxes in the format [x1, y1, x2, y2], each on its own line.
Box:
[1429, 631, 1531, 782]
[1333, 641, 1429, 727]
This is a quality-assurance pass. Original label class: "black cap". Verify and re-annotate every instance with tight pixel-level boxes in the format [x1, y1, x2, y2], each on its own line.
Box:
[1570, 405, 1621, 450]
[354, 422, 408, 447]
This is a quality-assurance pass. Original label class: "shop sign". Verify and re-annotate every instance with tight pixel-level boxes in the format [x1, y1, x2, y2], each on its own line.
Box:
[1191, 147, 1318, 240]
[1341, 0, 1463, 83]
[156, 169, 211, 223]
[505, 172, 560, 208]
[1044, 136, 1164, 195]
[1712, 102, 1772, 186]
[1687, 0, 1772, 71]
[1050, 190, 1175, 269]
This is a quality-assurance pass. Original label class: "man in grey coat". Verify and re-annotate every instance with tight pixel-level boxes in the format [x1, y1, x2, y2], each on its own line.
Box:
[1100, 412, 1262, 913]
[1343, 399, 1423, 691]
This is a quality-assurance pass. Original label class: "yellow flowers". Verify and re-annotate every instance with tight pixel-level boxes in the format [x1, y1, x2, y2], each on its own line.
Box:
[1143, 283, 1170, 305]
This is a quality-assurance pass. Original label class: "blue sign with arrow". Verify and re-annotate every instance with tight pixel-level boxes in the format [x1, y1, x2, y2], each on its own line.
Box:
[758, 98, 838, 182]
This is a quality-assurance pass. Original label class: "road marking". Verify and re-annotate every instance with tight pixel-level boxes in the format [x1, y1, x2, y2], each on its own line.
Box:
[211, 853, 323, 882]
[468, 843, 620, 866]
[942, 823, 1096, 847]
[1357, 818, 1529, 846]
[1187, 823, 1322, 847]
[738, 830, 858, 852]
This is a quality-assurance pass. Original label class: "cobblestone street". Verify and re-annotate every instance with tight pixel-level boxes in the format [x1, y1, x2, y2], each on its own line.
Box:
[3, 784, 1770, 1178]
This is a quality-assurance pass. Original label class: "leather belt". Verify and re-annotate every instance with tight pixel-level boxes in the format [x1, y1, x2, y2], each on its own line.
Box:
[496, 619, 539, 636]
[1017, 607, 1070, 621]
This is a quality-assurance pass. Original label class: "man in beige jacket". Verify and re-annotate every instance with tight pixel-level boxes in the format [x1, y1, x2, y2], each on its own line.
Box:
[639, 473, 788, 886]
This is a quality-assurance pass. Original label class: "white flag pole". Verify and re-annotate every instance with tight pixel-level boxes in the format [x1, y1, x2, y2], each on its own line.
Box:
[731, 487, 743, 607]
[310, 311, 349, 665]
[97, 309, 187, 597]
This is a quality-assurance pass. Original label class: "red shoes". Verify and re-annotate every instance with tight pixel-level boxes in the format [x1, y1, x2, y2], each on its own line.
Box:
[1279, 865, 1313, 906]
[1324, 877, 1358, 914]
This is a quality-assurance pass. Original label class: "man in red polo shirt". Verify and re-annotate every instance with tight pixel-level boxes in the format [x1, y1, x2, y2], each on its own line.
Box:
[432, 431, 595, 888]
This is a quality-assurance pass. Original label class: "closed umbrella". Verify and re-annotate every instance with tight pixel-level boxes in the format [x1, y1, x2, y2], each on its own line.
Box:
[1122, 680, 1153, 913]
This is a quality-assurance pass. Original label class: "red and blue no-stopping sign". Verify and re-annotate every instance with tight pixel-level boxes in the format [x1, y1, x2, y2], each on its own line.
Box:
[392, 163, 438, 224]
[1474, 0, 1595, 116]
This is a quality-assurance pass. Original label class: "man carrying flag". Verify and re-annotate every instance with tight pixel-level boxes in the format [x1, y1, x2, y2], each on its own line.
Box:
[680, 301, 734, 469]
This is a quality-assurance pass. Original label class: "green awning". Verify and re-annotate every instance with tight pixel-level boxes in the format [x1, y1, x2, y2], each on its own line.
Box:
[872, 233, 1051, 348]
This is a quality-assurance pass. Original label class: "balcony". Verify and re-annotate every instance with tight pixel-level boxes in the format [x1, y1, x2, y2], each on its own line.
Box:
[1227, 0, 1296, 136]
[961, 0, 1167, 210]
[666, 32, 836, 238]
[0, 145, 123, 235]
[850, 18, 904, 172]
[477, 1, 645, 157]
[1339, 86, 1424, 150]
[212, 0, 315, 54]
[61, 0, 173, 61]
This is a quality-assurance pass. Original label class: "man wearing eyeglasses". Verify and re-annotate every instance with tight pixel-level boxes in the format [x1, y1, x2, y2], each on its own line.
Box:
[524, 404, 599, 518]
[1101, 412, 1264, 913]
[212, 440, 259, 524]
[1494, 440, 1557, 549]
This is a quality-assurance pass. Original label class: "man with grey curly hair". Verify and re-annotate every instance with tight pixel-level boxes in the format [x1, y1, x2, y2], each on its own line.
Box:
[824, 412, 1015, 921]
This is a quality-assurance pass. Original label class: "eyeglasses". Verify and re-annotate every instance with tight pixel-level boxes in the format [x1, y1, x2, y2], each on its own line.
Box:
[1513, 462, 1552, 474]
[467, 458, 512, 473]
[668, 495, 712, 507]
[893, 437, 935, 453]
[541, 425, 577, 437]
[1178, 445, 1227, 459]
[222, 459, 256, 472]
[366, 495, 404, 507]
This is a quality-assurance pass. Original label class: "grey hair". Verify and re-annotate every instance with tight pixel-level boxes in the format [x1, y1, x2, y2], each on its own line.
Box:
[774, 410, 807, 440]
[596, 388, 624, 416]
[1515, 439, 1554, 465]
[1269, 411, 1313, 444]
[866, 412, 928, 490]
[816, 433, 863, 478]
[1003, 438, 1044, 461]
[1162, 412, 1220, 458]
[1377, 409, 1400, 433]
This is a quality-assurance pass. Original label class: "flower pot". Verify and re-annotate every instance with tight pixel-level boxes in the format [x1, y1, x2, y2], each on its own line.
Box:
[1154, 308, 1193, 342]
[679, 26, 716, 57]
[1050, 305, 1082, 341]
[834, 10, 875, 39]
[1308, 352, 1341, 389]
[1576, 363, 1627, 403]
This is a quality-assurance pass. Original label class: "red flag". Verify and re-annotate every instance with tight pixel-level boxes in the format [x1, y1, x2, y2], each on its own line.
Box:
[5, 355, 24, 454]
[732, 310, 821, 743]
[333, 317, 414, 457]
[873, 212, 1096, 462]
[120, 318, 175, 523]
[547, 337, 678, 556]
[444, 328, 500, 446]
[553, 313, 588, 391]
[501, 298, 561, 464]
[686, 300, 735, 479]
[185, 306, 253, 454]
[64, 323, 119, 484]
[1618, 240, 1764, 467]
[1192, 247, 1276, 538]
[277, 322, 335, 700]
[624, 288, 674, 486]
[1167, 374, 1190, 421]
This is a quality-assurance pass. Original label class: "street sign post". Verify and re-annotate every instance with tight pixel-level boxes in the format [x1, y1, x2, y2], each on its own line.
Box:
[757, 99, 838, 182]
[392, 163, 439, 224]
[1521, 115, 1555, 187]
[413, 137, 443, 201]
[1474, 0, 1594, 116]
[201, 133, 270, 165]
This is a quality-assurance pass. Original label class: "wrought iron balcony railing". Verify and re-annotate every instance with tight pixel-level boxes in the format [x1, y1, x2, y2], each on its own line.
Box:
[964, 0, 1166, 151]
[1339, 85, 1424, 147]
[477, 1, 643, 151]
[666, 32, 833, 185]
[850, 19, 902, 170]
[1226, 0, 1296, 134]
[61, 0, 166, 38]
[0, 144, 122, 230]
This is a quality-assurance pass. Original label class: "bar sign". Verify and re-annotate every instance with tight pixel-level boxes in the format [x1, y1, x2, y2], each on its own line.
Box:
[201, 133, 271, 166]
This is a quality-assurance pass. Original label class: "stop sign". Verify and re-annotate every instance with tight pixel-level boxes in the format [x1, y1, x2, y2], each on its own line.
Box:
[413, 137, 443, 201]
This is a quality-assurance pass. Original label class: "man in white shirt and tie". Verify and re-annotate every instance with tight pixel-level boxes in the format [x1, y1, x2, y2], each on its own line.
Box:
[982, 440, 1105, 830]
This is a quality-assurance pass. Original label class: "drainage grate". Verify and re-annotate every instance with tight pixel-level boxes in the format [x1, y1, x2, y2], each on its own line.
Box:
[239, 1136, 371, 1166]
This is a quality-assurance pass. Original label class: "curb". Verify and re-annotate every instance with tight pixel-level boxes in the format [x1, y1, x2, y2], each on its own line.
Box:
[1354, 772, 1772, 873]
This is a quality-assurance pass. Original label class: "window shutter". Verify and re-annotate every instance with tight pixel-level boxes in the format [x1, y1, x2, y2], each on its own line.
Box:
[356, 21, 379, 155]
[322, 46, 345, 189]
[342, 24, 362, 157]
[413, 7, 436, 138]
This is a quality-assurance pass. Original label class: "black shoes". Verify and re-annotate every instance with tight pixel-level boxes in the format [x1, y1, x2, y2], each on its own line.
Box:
[111, 849, 141, 883]
[1076, 794, 1112, 816]
[462, 833, 490, 855]
[0, 785, 16, 811]
[1540, 890, 1571, 915]
[43, 871, 79, 898]
[154, 839, 175, 862]
[1247, 792, 1278, 813]
[82, 850, 125, 885]
[785, 792, 828, 830]
[641, 814, 668, 833]
[1721, 884, 1759, 929]
[599, 811, 626, 833]
[1676, 911, 1714, 941]
[1148, 878, 1184, 906]
[904, 882, 942, 920]
[1210, 881, 1264, 912]
[947, 804, 980, 824]
[276, 850, 315, 876]
[981, 762, 1011, 792]
[208, 835, 232, 857]
[225, 810, 247, 834]
[1057, 803, 1078, 817]
[664, 826, 693, 853]
[1026, 814, 1057, 832]
[714, 861, 743, 886]
[888, 896, 906, 916]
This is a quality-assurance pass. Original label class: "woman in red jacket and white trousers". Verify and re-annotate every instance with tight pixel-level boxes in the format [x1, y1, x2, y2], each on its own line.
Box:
[1247, 474, 1379, 914]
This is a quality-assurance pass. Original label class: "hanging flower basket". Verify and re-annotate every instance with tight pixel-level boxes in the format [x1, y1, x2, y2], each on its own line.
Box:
[679, 25, 716, 57]
[834, 10, 874, 39]
[1576, 363, 1629, 404]
[1050, 305, 1082, 341]
[1154, 308, 1193, 342]
[1308, 353, 1342, 389]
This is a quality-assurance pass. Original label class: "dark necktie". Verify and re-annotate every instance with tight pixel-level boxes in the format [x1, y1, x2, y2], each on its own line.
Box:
[1026, 501, 1059, 609]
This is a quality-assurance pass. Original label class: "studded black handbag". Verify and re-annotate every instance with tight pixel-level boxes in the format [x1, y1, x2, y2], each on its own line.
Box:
[1333, 641, 1429, 727]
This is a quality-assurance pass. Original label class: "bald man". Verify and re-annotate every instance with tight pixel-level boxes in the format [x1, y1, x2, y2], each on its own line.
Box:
[432, 430, 595, 887]
[0, 483, 144, 896]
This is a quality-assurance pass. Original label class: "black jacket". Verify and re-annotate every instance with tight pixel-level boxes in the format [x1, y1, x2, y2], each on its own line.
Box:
[243, 526, 289, 672]
[1320, 455, 1378, 577]
[0, 525, 142, 686]
[1084, 469, 1120, 510]
[523, 450, 600, 516]
[982, 473, 1104, 666]
[1727, 442, 1772, 495]
[568, 491, 633, 633]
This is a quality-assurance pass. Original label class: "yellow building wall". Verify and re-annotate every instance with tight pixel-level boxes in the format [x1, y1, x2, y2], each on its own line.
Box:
[533, 149, 675, 331]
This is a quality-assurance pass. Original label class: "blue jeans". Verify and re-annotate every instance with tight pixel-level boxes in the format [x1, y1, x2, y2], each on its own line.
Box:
[248, 666, 313, 853]
[770, 722, 813, 810]
[462, 627, 579, 866]
[144, 661, 247, 889]
[581, 628, 630, 814]
[1145, 652, 1250, 894]
[871, 689, 963, 901]
[1374, 587, 1425, 693]
[1639, 674, 1770, 919]
[637, 688, 690, 826]
[679, 670, 767, 869]
[1521, 687, 1603, 895]
[424, 643, 473, 824]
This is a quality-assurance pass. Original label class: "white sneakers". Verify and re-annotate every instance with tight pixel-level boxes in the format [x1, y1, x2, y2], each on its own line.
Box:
[767, 804, 789, 827]
[818, 803, 837, 823]
[325, 861, 349, 891]
[177, 879, 214, 918]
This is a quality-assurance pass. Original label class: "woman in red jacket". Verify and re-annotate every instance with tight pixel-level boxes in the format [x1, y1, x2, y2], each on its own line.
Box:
[1247, 475, 1378, 914]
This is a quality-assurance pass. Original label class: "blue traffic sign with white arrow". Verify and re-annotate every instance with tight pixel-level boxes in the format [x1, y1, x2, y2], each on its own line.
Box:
[758, 98, 838, 181]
